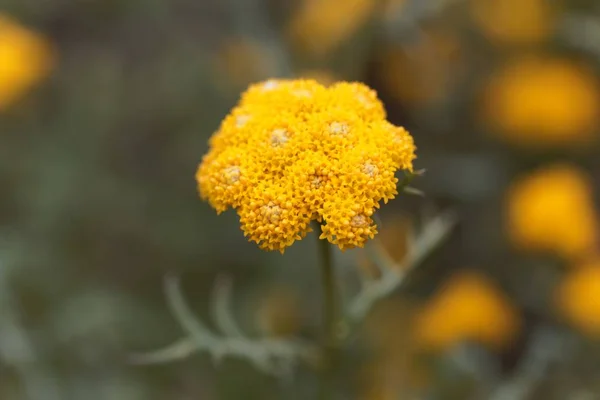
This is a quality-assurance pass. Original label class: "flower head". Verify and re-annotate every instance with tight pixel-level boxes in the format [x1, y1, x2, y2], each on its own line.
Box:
[287, 0, 376, 57]
[556, 259, 600, 338]
[506, 164, 599, 261]
[470, 0, 558, 46]
[482, 56, 600, 148]
[0, 15, 54, 110]
[413, 271, 521, 351]
[257, 286, 304, 337]
[197, 79, 416, 252]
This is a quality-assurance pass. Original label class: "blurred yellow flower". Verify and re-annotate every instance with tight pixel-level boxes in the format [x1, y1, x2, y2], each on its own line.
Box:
[0, 15, 53, 110]
[256, 286, 303, 338]
[470, 0, 558, 45]
[556, 259, 600, 338]
[414, 271, 520, 351]
[378, 29, 462, 106]
[506, 164, 598, 260]
[288, 0, 376, 57]
[213, 38, 274, 88]
[482, 57, 600, 148]
[361, 298, 427, 399]
[197, 79, 416, 252]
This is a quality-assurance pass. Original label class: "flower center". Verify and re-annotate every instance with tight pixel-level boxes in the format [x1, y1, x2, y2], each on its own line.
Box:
[223, 166, 241, 184]
[351, 214, 368, 227]
[363, 162, 379, 177]
[270, 128, 289, 147]
[329, 121, 349, 135]
[311, 176, 322, 188]
[261, 202, 282, 222]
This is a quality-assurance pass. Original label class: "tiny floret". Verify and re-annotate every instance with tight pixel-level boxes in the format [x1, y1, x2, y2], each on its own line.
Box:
[363, 162, 378, 177]
[197, 79, 416, 252]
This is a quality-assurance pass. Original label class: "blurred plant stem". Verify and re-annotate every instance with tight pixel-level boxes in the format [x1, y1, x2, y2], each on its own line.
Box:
[315, 222, 339, 400]
[0, 260, 61, 400]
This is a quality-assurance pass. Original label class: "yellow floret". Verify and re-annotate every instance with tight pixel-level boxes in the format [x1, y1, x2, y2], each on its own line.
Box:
[197, 79, 416, 252]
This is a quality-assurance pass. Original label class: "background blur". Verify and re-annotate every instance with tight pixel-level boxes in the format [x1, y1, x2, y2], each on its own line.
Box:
[2, 0, 600, 399]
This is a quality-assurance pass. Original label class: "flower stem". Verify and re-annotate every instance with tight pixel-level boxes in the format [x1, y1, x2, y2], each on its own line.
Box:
[314, 222, 338, 400]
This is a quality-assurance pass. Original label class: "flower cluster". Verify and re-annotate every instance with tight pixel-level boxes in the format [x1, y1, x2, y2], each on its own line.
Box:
[196, 79, 416, 252]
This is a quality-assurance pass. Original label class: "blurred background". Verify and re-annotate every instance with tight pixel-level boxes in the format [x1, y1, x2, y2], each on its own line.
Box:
[2, 0, 600, 398]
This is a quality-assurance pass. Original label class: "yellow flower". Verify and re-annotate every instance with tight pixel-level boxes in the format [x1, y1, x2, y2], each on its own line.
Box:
[506, 164, 598, 261]
[360, 298, 428, 399]
[413, 271, 521, 351]
[213, 38, 275, 88]
[377, 29, 462, 106]
[256, 286, 303, 338]
[0, 15, 54, 110]
[470, 0, 558, 46]
[287, 0, 376, 57]
[481, 56, 600, 148]
[196, 79, 416, 252]
[556, 258, 600, 338]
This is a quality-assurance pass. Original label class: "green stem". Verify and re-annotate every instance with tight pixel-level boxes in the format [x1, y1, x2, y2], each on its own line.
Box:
[314, 222, 338, 400]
